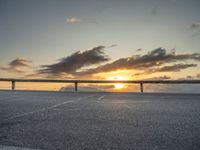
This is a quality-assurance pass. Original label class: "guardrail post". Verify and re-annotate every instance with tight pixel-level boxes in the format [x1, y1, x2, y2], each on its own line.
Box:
[140, 82, 143, 93]
[12, 81, 15, 90]
[74, 82, 78, 92]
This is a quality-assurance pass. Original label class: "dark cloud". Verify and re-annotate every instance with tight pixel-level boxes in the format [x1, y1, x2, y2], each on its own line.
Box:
[0, 66, 25, 74]
[178, 74, 200, 80]
[134, 64, 197, 76]
[9, 58, 31, 68]
[38, 46, 110, 76]
[150, 64, 197, 73]
[191, 22, 200, 30]
[78, 48, 200, 76]
[36, 47, 200, 78]
[186, 75, 194, 80]
[147, 75, 171, 80]
[136, 48, 142, 52]
[190, 22, 200, 37]
[156, 64, 197, 72]
[197, 74, 200, 78]
[0, 58, 31, 74]
[109, 44, 117, 48]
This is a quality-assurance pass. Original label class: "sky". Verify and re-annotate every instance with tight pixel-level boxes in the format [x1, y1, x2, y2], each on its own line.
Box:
[0, 0, 200, 91]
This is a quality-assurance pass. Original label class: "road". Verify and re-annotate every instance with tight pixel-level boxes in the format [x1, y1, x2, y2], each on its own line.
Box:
[0, 90, 200, 150]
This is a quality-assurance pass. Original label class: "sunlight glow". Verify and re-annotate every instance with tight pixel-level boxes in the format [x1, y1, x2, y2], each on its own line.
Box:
[107, 76, 128, 90]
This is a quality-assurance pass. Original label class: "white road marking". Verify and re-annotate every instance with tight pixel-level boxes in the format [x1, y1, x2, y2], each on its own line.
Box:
[52, 107, 80, 111]
[0, 145, 40, 150]
[8, 94, 97, 120]
[97, 95, 105, 101]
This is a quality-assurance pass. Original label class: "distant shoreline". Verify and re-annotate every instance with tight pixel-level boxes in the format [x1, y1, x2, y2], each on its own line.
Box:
[0, 89, 200, 95]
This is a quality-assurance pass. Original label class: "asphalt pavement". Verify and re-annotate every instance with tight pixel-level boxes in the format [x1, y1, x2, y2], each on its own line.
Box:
[0, 90, 200, 150]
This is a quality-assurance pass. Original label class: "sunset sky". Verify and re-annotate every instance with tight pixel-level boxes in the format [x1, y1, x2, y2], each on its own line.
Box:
[0, 0, 200, 91]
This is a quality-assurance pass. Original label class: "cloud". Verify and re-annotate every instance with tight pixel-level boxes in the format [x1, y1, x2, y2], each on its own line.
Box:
[147, 75, 171, 80]
[34, 47, 200, 79]
[178, 73, 200, 80]
[191, 22, 200, 30]
[109, 44, 117, 48]
[9, 58, 31, 68]
[134, 64, 197, 76]
[186, 75, 194, 80]
[136, 48, 143, 52]
[78, 48, 200, 76]
[197, 74, 200, 78]
[66, 17, 81, 24]
[0, 58, 32, 74]
[38, 46, 110, 76]
[0, 66, 25, 74]
[190, 22, 200, 37]
[155, 64, 197, 72]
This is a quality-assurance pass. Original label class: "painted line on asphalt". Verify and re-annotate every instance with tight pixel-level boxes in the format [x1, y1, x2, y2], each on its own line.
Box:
[8, 94, 97, 120]
[97, 95, 106, 101]
[0, 145, 40, 150]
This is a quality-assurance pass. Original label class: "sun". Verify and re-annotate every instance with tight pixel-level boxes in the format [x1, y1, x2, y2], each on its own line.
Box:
[107, 76, 128, 90]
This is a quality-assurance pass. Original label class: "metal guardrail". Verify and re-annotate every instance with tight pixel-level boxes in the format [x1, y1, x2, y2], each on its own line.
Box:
[0, 78, 200, 93]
